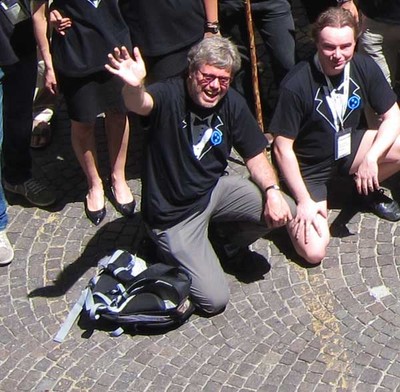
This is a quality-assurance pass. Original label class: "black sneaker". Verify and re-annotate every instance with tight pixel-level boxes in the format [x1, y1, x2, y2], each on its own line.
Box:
[4, 178, 56, 207]
[362, 188, 400, 222]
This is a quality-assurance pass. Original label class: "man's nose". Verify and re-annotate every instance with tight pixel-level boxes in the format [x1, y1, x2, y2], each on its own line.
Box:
[209, 77, 221, 88]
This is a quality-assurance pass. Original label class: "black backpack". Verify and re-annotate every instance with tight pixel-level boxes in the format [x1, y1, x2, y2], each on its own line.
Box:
[54, 250, 195, 342]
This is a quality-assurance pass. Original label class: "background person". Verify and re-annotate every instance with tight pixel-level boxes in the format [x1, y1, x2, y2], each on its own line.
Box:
[2, 0, 56, 208]
[32, 0, 135, 225]
[0, 9, 17, 265]
[119, 0, 219, 83]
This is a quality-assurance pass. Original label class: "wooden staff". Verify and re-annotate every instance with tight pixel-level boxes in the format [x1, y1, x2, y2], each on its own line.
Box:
[244, 0, 264, 132]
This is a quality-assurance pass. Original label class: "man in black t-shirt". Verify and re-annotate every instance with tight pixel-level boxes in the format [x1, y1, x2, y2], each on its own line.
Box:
[270, 8, 400, 265]
[106, 37, 293, 315]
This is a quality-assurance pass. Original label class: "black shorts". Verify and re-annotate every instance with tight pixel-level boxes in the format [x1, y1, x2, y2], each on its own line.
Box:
[57, 71, 126, 123]
[278, 128, 367, 202]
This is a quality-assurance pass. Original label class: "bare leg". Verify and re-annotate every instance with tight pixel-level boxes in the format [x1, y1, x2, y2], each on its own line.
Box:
[349, 130, 400, 182]
[104, 111, 133, 204]
[70, 120, 104, 210]
[287, 200, 330, 265]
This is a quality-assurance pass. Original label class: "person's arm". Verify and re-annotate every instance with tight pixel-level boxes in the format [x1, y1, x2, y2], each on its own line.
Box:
[338, 0, 359, 23]
[353, 103, 400, 194]
[105, 46, 154, 116]
[244, 150, 292, 228]
[31, 1, 57, 94]
[273, 135, 327, 242]
[203, 0, 219, 37]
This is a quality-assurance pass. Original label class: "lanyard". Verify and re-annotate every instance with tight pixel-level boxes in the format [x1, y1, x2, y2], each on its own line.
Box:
[314, 54, 350, 132]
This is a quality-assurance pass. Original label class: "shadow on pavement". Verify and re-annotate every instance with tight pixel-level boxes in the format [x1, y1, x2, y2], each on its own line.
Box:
[28, 214, 147, 299]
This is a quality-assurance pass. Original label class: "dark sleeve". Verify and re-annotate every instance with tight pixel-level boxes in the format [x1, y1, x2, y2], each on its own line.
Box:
[360, 55, 397, 115]
[269, 86, 304, 140]
[228, 90, 268, 159]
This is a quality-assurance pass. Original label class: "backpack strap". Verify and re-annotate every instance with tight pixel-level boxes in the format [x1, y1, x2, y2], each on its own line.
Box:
[53, 287, 90, 343]
[98, 250, 147, 283]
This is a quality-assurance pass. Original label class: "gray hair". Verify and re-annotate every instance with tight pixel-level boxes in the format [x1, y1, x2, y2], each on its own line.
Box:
[187, 36, 241, 76]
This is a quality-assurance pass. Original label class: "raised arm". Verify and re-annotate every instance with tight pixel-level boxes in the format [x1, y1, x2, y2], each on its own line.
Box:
[105, 46, 154, 116]
[245, 150, 292, 228]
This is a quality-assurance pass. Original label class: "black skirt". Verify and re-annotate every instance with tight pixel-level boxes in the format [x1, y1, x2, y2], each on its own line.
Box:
[57, 70, 126, 123]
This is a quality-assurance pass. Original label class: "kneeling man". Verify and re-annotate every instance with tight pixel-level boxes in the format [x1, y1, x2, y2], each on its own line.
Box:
[106, 37, 293, 314]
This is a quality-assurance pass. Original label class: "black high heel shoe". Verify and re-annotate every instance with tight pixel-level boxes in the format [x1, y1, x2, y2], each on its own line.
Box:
[110, 187, 136, 217]
[84, 197, 106, 226]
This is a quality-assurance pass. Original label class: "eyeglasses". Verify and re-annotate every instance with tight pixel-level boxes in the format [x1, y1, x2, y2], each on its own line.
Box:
[197, 70, 232, 87]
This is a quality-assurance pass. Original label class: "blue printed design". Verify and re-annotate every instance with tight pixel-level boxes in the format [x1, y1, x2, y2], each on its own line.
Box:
[348, 95, 360, 110]
[211, 129, 223, 146]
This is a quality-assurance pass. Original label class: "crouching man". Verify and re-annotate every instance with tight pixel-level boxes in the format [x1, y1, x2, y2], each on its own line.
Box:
[270, 7, 400, 265]
[106, 36, 293, 314]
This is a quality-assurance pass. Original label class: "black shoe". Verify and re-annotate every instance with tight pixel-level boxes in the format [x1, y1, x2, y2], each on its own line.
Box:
[110, 187, 136, 217]
[84, 197, 106, 226]
[362, 189, 400, 222]
[4, 178, 56, 207]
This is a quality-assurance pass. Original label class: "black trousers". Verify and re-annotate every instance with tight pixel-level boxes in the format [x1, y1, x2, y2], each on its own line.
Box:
[2, 52, 37, 184]
[300, 0, 336, 23]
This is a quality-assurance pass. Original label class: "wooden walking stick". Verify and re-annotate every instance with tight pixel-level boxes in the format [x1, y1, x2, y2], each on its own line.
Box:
[244, 0, 264, 133]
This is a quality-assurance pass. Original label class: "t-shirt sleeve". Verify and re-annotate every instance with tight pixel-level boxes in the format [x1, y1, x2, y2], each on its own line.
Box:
[269, 86, 304, 140]
[145, 80, 173, 126]
[228, 91, 268, 159]
[360, 55, 397, 115]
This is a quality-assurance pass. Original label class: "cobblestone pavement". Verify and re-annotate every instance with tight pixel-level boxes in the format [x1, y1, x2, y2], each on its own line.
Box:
[2, 2, 400, 391]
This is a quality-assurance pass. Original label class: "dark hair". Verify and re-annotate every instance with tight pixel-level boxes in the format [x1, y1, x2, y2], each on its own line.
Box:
[312, 7, 359, 42]
[187, 36, 241, 76]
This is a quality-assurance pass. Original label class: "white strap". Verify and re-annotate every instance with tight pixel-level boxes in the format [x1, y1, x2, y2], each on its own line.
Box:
[53, 288, 90, 343]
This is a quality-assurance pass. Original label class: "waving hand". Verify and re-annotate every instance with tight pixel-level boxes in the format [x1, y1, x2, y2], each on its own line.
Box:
[105, 46, 146, 87]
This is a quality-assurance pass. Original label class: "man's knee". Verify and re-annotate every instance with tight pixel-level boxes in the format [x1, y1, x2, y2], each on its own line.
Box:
[300, 246, 326, 265]
[191, 281, 230, 315]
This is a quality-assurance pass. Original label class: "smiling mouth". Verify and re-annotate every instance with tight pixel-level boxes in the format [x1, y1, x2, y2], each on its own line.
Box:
[204, 90, 218, 99]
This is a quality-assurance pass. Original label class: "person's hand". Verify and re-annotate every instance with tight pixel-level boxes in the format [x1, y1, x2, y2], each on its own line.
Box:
[204, 31, 221, 39]
[353, 156, 379, 195]
[289, 198, 326, 244]
[341, 1, 359, 24]
[49, 9, 72, 36]
[44, 68, 58, 95]
[105, 46, 147, 87]
[264, 190, 293, 228]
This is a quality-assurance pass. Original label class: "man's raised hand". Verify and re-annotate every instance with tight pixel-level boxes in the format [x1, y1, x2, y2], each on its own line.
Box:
[105, 47, 147, 87]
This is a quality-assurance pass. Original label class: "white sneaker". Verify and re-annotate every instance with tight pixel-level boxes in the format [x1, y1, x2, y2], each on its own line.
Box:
[0, 231, 14, 266]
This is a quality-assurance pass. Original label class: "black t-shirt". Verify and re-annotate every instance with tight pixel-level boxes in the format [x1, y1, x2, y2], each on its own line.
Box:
[270, 53, 397, 174]
[0, 11, 17, 66]
[48, 0, 131, 77]
[143, 77, 268, 229]
[359, 0, 400, 25]
[0, 0, 36, 65]
[118, 0, 205, 57]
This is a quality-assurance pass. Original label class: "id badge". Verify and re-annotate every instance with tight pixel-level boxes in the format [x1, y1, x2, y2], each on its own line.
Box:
[0, 0, 30, 25]
[335, 127, 351, 160]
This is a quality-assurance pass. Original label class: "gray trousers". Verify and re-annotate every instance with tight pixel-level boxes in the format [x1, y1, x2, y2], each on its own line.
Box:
[149, 175, 294, 314]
